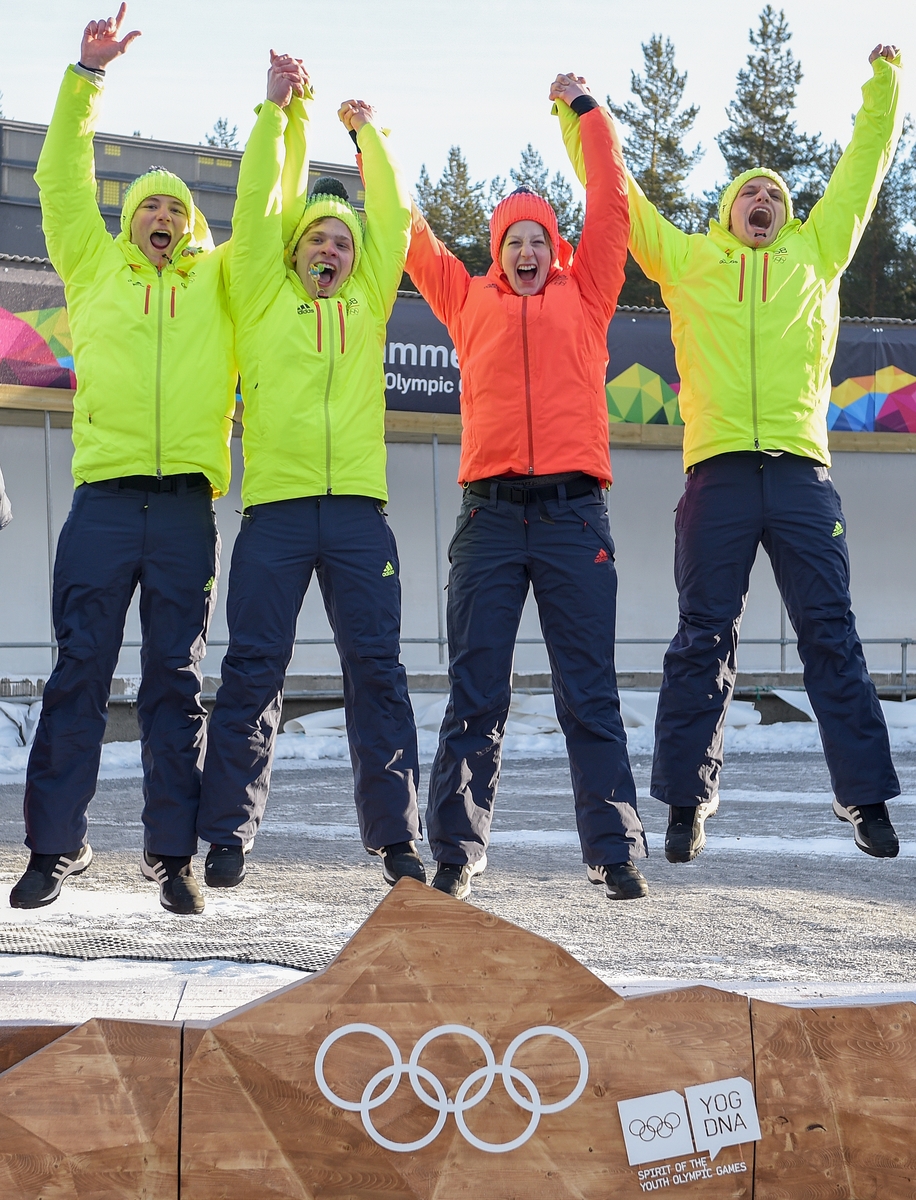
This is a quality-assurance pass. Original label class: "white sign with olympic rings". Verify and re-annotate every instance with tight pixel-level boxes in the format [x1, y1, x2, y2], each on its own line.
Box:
[314, 1022, 589, 1154]
[618, 1090, 695, 1166]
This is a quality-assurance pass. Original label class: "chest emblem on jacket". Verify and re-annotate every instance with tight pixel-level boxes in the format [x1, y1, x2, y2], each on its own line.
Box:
[297, 302, 314, 315]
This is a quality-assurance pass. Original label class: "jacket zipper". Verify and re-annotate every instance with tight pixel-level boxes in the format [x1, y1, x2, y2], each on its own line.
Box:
[522, 297, 534, 474]
[749, 251, 759, 450]
[170, 286, 176, 318]
[321, 299, 336, 493]
[315, 302, 322, 352]
[337, 300, 345, 353]
[155, 269, 165, 477]
[144, 285, 151, 315]
[761, 252, 769, 303]
[738, 255, 746, 303]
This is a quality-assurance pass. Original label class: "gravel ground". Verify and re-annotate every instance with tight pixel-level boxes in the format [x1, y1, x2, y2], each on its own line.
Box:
[1, 750, 913, 997]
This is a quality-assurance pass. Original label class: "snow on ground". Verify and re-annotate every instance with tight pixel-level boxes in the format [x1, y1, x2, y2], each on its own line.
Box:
[0, 689, 912, 780]
[2, 688, 916, 780]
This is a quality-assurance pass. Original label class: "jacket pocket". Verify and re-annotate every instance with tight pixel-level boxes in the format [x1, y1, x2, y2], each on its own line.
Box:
[447, 500, 481, 562]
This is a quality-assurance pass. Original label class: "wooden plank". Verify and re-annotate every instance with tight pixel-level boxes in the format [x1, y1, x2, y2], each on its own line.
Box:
[0, 1025, 74, 1073]
[181, 882, 756, 1198]
[0, 384, 75, 412]
[0, 1017, 180, 1199]
[1, 385, 915, 453]
[751, 998, 916, 1199]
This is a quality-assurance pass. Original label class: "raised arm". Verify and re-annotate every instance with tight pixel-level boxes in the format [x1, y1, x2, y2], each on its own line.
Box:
[804, 46, 903, 277]
[35, 4, 142, 281]
[229, 52, 310, 321]
[339, 101, 410, 318]
[404, 198, 472, 329]
[554, 92, 691, 288]
[549, 74, 628, 319]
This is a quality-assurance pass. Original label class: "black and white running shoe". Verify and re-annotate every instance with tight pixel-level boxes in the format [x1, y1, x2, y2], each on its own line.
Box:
[587, 862, 649, 900]
[205, 841, 253, 888]
[9, 845, 93, 909]
[430, 856, 487, 900]
[832, 798, 899, 858]
[665, 796, 720, 863]
[370, 841, 427, 886]
[141, 852, 205, 915]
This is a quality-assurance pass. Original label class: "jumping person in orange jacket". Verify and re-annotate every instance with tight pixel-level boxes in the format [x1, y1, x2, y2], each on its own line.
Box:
[406, 73, 648, 902]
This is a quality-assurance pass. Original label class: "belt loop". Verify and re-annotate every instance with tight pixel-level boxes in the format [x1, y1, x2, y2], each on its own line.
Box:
[489, 481, 498, 503]
[558, 482, 568, 502]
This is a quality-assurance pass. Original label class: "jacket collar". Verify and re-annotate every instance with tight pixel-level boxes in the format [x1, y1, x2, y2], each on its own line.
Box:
[707, 217, 802, 253]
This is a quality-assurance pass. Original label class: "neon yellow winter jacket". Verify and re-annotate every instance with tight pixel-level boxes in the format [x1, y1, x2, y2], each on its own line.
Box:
[35, 68, 238, 494]
[229, 99, 410, 507]
[558, 56, 902, 469]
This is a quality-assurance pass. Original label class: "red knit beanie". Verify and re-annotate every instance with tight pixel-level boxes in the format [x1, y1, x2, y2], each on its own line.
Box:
[490, 187, 561, 267]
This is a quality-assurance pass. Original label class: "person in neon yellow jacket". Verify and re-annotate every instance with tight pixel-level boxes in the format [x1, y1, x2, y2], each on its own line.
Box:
[560, 45, 904, 866]
[196, 53, 422, 891]
[12, 5, 240, 918]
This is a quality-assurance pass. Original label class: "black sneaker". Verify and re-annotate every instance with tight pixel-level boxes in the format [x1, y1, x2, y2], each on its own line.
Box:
[665, 796, 720, 863]
[833, 798, 900, 858]
[9, 845, 93, 909]
[431, 856, 487, 900]
[587, 862, 649, 900]
[141, 852, 205, 915]
[205, 842, 252, 888]
[370, 842, 427, 886]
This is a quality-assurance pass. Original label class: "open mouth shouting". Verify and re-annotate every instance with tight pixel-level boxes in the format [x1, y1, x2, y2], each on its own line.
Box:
[149, 230, 173, 252]
[748, 206, 773, 234]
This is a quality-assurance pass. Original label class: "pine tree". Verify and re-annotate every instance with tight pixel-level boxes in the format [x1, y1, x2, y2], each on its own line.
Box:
[840, 119, 916, 319]
[414, 147, 491, 275]
[204, 117, 239, 150]
[609, 34, 703, 231]
[609, 33, 703, 307]
[510, 145, 584, 244]
[716, 6, 824, 214]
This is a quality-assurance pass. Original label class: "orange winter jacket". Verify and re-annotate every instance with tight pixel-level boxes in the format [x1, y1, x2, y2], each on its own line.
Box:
[406, 106, 628, 485]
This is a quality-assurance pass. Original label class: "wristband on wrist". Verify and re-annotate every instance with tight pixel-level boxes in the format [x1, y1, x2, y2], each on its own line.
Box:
[570, 94, 599, 116]
[348, 128, 359, 146]
[77, 61, 106, 75]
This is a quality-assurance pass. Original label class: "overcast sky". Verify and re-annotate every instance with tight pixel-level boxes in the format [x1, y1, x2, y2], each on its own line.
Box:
[2, 0, 914, 200]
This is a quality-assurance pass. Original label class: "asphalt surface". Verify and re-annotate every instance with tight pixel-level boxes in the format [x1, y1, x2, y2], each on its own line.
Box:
[1, 749, 914, 1012]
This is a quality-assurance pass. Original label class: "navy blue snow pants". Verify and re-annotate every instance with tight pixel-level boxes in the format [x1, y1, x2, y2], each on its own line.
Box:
[651, 452, 899, 807]
[197, 494, 420, 850]
[427, 482, 647, 868]
[24, 477, 218, 855]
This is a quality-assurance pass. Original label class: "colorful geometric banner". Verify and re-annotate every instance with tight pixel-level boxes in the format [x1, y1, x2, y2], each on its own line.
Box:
[827, 366, 916, 433]
[3, 294, 916, 435]
[0, 307, 75, 389]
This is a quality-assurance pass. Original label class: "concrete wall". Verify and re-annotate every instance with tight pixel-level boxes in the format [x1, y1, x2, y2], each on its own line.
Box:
[1, 421, 913, 685]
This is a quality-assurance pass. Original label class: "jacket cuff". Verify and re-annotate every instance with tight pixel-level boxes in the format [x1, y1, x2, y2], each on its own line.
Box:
[72, 62, 105, 85]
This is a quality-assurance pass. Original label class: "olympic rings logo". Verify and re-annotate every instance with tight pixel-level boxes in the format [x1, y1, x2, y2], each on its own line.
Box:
[314, 1022, 589, 1154]
[629, 1113, 682, 1142]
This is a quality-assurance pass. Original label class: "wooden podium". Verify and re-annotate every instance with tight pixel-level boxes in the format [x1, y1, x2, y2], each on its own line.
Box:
[0, 881, 914, 1198]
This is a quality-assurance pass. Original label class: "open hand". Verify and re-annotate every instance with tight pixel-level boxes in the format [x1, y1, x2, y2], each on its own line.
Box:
[869, 44, 900, 63]
[267, 49, 308, 108]
[80, 3, 141, 69]
[338, 99, 376, 132]
[549, 73, 591, 106]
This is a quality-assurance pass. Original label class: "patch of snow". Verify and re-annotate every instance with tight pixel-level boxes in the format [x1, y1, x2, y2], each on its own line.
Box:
[2, 688, 915, 783]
